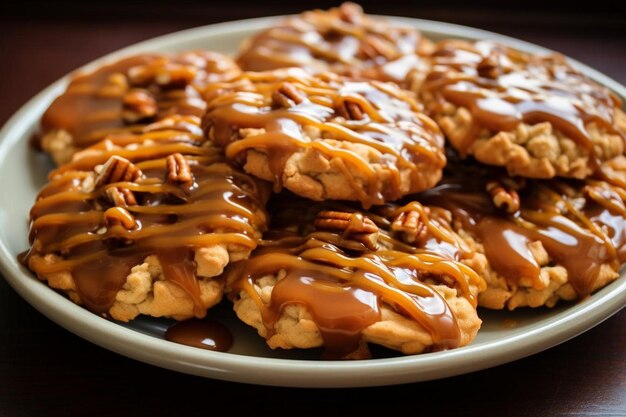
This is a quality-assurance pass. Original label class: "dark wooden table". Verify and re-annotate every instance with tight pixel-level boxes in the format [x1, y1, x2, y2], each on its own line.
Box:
[1, 4, 624, 416]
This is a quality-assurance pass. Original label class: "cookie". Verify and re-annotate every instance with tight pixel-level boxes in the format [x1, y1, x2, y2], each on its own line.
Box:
[225, 195, 485, 359]
[237, 2, 433, 84]
[417, 159, 626, 310]
[22, 139, 269, 322]
[202, 68, 446, 207]
[38, 51, 241, 165]
[417, 40, 626, 179]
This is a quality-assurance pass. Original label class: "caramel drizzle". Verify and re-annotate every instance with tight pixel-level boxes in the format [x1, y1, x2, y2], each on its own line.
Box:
[40, 53, 240, 152]
[236, 2, 427, 83]
[204, 71, 445, 208]
[228, 195, 484, 357]
[422, 40, 625, 160]
[419, 163, 626, 296]
[23, 146, 268, 316]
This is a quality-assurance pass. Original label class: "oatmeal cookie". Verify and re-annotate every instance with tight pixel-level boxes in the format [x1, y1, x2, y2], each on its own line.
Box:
[225, 195, 485, 358]
[202, 69, 446, 207]
[417, 40, 626, 179]
[38, 51, 241, 165]
[22, 143, 269, 322]
[237, 2, 433, 85]
[417, 160, 626, 310]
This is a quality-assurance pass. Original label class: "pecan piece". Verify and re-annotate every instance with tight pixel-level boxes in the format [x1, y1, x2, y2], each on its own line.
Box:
[359, 35, 397, 61]
[95, 156, 142, 188]
[105, 187, 137, 207]
[337, 100, 365, 121]
[122, 89, 157, 123]
[486, 180, 520, 213]
[338, 2, 363, 24]
[315, 210, 378, 250]
[477, 56, 500, 79]
[166, 153, 194, 186]
[272, 82, 305, 108]
[391, 208, 430, 244]
[103, 207, 137, 230]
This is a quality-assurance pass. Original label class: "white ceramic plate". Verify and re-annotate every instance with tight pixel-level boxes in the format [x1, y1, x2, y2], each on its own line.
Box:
[0, 15, 625, 388]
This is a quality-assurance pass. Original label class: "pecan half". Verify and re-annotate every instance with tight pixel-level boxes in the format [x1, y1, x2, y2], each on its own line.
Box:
[315, 210, 379, 250]
[272, 82, 305, 108]
[95, 156, 142, 188]
[166, 153, 194, 186]
[337, 100, 365, 121]
[391, 208, 429, 244]
[103, 207, 137, 230]
[105, 187, 137, 207]
[477, 56, 500, 79]
[486, 180, 520, 213]
[122, 89, 157, 123]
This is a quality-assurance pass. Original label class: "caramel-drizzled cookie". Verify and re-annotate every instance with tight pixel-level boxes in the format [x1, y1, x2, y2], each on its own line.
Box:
[416, 40, 626, 180]
[415, 158, 626, 310]
[225, 194, 485, 359]
[38, 51, 241, 165]
[202, 68, 446, 208]
[21, 139, 269, 322]
[237, 2, 433, 84]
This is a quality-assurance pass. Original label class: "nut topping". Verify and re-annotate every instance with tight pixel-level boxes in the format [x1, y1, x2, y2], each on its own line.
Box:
[338, 2, 363, 24]
[486, 180, 520, 213]
[358, 35, 397, 61]
[95, 156, 142, 188]
[122, 89, 157, 123]
[337, 100, 365, 121]
[103, 207, 137, 230]
[272, 82, 305, 108]
[166, 153, 194, 186]
[391, 208, 429, 244]
[477, 55, 501, 79]
[315, 210, 379, 250]
[105, 187, 137, 207]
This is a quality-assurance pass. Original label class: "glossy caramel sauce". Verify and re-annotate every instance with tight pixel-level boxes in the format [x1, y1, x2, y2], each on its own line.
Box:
[422, 40, 625, 164]
[419, 160, 626, 296]
[202, 69, 445, 208]
[227, 196, 484, 357]
[237, 2, 431, 84]
[40, 52, 240, 153]
[22, 144, 268, 317]
[165, 319, 233, 352]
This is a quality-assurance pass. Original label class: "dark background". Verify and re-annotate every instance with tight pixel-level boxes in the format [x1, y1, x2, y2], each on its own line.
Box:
[0, 2, 625, 416]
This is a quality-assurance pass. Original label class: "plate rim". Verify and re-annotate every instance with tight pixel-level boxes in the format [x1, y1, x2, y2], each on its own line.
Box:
[0, 14, 625, 388]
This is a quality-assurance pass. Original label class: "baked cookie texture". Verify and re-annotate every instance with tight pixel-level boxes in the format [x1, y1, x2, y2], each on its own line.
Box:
[225, 196, 485, 358]
[416, 40, 626, 179]
[23, 132, 269, 322]
[38, 51, 241, 165]
[237, 2, 433, 85]
[417, 160, 626, 310]
[202, 68, 446, 207]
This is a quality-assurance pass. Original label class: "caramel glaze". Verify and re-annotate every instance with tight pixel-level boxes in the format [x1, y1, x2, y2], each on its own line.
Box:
[22, 145, 268, 317]
[40, 52, 240, 153]
[227, 195, 483, 358]
[421, 40, 625, 169]
[236, 2, 431, 84]
[165, 319, 233, 352]
[202, 69, 445, 208]
[419, 160, 626, 297]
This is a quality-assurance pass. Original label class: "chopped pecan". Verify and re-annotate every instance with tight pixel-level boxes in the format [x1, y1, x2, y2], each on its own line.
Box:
[391, 208, 430, 244]
[338, 2, 363, 24]
[103, 207, 137, 230]
[477, 56, 500, 79]
[128, 62, 196, 88]
[105, 187, 137, 207]
[486, 180, 520, 213]
[166, 153, 194, 186]
[122, 89, 157, 123]
[95, 156, 142, 188]
[315, 210, 379, 250]
[337, 100, 365, 121]
[272, 82, 305, 108]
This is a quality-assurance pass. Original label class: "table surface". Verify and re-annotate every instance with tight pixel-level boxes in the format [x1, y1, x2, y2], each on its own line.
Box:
[1, 4, 624, 416]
